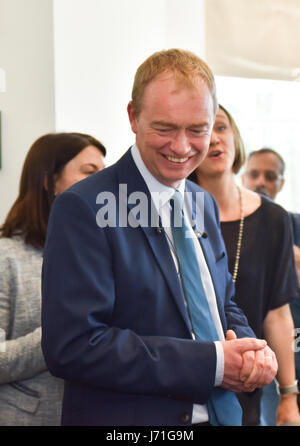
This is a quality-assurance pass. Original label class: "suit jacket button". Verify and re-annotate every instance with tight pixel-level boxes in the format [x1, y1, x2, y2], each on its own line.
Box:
[180, 412, 190, 423]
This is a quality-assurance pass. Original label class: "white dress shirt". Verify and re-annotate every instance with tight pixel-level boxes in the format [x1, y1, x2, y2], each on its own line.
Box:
[131, 144, 225, 424]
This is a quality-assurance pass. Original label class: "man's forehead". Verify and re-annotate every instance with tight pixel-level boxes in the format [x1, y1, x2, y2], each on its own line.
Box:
[148, 70, 207, 92]
[248, 153, 281, 171]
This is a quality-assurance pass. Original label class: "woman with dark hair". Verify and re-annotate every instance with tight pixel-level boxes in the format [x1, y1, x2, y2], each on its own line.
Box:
[189, 105, 300, 426]
[0, 132, 106, 425]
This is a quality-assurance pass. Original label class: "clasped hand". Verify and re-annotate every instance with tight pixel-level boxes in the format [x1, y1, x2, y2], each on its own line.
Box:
[221, 330, 278, 393]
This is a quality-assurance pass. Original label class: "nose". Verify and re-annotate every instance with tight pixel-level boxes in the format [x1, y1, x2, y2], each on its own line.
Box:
[253, 172, 267, 186]
[171, 131, 190, 156]
[209, 129, 220, 147]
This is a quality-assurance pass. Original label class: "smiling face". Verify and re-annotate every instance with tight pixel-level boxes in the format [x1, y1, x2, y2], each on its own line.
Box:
[196, 107, 236, 178]
[127, 72, 215, 189]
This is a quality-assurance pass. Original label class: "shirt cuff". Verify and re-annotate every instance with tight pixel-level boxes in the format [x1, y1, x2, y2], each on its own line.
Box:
[214, 341, 224, 386]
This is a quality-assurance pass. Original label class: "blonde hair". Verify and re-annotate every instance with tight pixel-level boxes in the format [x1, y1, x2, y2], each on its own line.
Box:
[131, 48, 217, 117]
[218, 104, 246, 174]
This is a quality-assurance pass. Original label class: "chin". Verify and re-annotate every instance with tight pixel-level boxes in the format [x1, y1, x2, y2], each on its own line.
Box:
[198, 165, 224, 177]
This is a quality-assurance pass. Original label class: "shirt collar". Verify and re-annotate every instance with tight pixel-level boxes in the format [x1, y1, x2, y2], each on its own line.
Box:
[131, 144, 185, 209]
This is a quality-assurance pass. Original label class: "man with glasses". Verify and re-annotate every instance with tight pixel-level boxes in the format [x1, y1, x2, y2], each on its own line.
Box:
[242, 147, 285, 200]
[243, 147, 300, 425]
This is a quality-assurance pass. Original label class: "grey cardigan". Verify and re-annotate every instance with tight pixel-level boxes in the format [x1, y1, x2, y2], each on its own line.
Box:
[0, 236, 64, 425]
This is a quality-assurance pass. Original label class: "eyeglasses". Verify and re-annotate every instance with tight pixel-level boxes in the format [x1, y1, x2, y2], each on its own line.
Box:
[245, 169, 283, 183]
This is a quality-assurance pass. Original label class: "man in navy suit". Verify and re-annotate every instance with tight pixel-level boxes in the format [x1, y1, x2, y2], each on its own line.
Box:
[41, 49, 277, 426]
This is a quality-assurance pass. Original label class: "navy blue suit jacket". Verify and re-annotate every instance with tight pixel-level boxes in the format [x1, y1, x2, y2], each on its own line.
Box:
[41, 149, 254, 426]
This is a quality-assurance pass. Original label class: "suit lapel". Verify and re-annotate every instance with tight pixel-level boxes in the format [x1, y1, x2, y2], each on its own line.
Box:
[142, 225, 193, 332]
[115, 150, 193, 333]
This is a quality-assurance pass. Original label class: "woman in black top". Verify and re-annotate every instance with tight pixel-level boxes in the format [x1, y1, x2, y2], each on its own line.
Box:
[189, 104, 300, 426]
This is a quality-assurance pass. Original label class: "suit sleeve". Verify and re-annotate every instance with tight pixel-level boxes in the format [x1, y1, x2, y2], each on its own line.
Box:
[41, 191, 217, 405]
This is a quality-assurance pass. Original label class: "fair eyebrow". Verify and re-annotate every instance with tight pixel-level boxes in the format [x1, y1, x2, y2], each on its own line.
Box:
[151, 121, 176, 128]
[151, 120, 210, 129]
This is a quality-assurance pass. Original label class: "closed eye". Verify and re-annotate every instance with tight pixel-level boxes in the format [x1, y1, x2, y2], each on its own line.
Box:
[190, 129, 205, 135]
[189, 125, 210, 135]
[156, 128, 172, 133]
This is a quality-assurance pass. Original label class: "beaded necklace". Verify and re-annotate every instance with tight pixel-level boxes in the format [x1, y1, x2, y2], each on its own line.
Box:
[232, 186, 244, 283]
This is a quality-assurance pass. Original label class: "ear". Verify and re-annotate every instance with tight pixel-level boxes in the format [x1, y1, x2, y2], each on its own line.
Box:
[127, 101, 138, 134]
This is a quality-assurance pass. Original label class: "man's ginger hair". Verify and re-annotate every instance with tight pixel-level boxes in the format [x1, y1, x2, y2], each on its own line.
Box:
[131, 48, 217, 117]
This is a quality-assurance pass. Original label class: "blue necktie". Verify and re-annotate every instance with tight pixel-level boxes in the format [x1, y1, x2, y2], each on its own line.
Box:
[170, 190, 242, 426]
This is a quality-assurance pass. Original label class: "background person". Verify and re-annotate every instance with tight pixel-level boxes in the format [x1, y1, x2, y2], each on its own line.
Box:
[189, 105, 300, 426]
[242, 149, 300, 286]
[241, 148, 285, 200]
[242, 148, 300, 290]
[242, 147, 300, 422]
[0, 132, 106, 425]
[41, 49, 276, 427]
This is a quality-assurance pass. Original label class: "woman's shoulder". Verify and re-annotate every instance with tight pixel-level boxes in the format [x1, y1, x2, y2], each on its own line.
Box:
[242, 187, 289, 222]
[248, 193, 292, 239]
[0, 235, 24, 249]
[0, 236, 41, 260]
[242, 187, 261, 217]
[259, 194, 290, 221]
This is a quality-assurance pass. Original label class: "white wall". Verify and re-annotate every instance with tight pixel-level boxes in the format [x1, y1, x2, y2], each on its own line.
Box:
[0, 0, 55, 224]
[0, 0, 206, 222]
[206, 0, 300, 81]
[53, 0, 206, 166]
